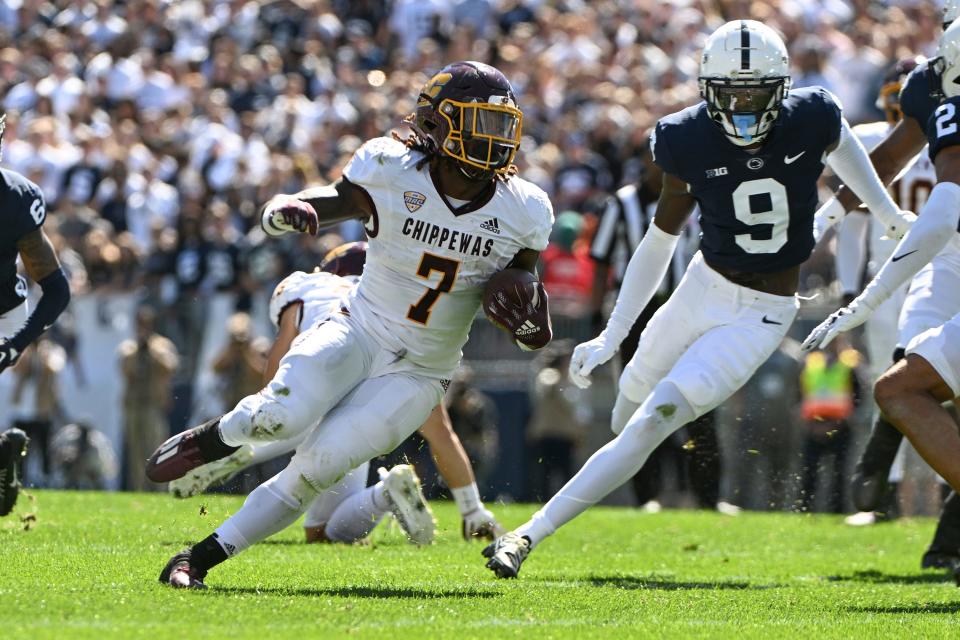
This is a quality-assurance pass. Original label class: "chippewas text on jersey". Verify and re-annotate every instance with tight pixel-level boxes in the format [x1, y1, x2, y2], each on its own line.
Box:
[401, 217, 495, 257]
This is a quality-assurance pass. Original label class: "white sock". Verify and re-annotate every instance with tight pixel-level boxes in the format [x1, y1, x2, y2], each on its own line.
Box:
[516, 382, 695, 548]
[451, 482, 482, 515]
[214, 466, 317, 556]
[324, 482, 390, 543]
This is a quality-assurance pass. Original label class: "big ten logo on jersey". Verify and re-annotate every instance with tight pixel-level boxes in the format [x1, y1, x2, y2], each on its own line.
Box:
[404, 191, 427, 213]
[30, 197, 45, 225]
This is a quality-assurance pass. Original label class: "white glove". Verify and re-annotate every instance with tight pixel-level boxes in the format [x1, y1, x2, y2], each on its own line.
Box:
[801, 300, 874, 352]
[875, 209, 916, 241]
[569, 332, 619, 389]
[812, 197, 845, 244]
[462, 505, 506, 541]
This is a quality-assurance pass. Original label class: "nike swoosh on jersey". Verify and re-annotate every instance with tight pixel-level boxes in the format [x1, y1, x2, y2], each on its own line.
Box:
[783, 151, 806, 164]
[891, 249, 919, 262]
[761, 315, 783, 325]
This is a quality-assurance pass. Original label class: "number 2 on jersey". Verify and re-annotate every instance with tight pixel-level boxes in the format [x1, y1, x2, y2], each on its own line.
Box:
[407, 252, 460, 325]
[936, 102, 957, 138]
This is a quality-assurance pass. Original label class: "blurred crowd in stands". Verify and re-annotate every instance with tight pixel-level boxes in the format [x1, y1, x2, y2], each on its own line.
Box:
[0, 0, 946, 516]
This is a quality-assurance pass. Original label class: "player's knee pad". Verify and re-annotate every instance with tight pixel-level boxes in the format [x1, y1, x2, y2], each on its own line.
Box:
[619, 382, 695, 456]
[264, 464, 319, 511]
[291, 439, 356, 493]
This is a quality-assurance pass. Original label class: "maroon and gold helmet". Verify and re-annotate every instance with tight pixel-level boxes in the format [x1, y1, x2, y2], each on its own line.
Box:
[411, 61, 523, 177]
[877, 58, 920, 124]
[319, 241, 367, 278]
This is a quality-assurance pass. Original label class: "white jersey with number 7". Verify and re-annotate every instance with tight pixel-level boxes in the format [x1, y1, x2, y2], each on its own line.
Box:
[342, 137, 554, 377]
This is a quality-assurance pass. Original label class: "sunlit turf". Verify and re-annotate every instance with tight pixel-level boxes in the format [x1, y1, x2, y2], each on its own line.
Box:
[2, 490, 959, 638]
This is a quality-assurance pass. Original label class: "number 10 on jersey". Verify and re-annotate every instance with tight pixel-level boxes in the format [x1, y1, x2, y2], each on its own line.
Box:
[407, 252, 460, 325]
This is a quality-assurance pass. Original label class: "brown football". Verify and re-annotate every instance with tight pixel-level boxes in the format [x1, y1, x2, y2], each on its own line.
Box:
[482, 268, 552, 350]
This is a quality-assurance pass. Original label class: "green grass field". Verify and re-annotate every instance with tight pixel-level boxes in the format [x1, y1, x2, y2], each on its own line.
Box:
[3, 490, 960, 639]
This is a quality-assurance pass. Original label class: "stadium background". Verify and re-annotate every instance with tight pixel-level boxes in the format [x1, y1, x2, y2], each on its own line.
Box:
[0, 0, 943, 510]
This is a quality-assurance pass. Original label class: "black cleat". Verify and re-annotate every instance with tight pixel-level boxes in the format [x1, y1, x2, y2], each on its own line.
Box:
[145, 417, 235, 483]
[159, 550, 208, 589]
[922, 491, 960, 570]
[922, 549, 960, 570]
[0, 428, 28, 517]
[851, 417, 903, 512]
[483, 532, 531, 579]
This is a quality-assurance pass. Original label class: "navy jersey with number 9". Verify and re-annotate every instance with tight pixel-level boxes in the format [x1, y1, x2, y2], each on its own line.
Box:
[651, 86, 842, 273]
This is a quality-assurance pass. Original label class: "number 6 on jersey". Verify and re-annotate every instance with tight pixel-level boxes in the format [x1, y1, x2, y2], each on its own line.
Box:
[407, 252, 460, 325]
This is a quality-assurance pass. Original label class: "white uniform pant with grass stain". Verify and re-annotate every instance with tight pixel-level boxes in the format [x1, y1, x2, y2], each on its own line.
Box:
[212, 314, 444, 556]
[214, 373, 441, 556]
[517, 253, 797, 547]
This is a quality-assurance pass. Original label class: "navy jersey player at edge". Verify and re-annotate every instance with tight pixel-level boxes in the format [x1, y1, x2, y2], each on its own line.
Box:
[801, 19, 960, 553]
[0, 112, 70, 518]
[482, 19, 914, 580]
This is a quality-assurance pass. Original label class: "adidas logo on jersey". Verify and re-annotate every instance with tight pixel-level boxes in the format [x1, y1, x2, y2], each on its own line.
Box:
[515, 320, 539, 336]
[480, 218, 501, 234]
[404, 191, 427, 213]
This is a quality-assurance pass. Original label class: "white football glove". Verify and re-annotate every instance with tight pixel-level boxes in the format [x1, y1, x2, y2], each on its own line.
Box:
[812, 197, 845, 244]
[462, 506, 506, 541]
[801, 300, 874, 352]
[569, 333, 619, 389]
[875, 209, 916, 241]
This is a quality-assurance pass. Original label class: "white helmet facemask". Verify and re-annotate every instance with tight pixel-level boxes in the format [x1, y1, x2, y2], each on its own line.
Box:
[698, 20, 791, 147]
[939, 20, 960, 98]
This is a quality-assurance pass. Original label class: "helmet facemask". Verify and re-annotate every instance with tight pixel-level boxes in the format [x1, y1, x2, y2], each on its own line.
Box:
[700, 76, 788, 146]
[877, 81, 903, 124]
[436, 97, 522, 178]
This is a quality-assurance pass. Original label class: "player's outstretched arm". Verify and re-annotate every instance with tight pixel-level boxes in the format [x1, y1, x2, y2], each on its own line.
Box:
[568, 172, 693, 389]
[417, 404, 504, 540]
[260, 178, 374, 237]
[831, 116, 927, 215]
[822, 118, 916, 241]
[804, 148, 960, 352]
[0, 229, 70, 373]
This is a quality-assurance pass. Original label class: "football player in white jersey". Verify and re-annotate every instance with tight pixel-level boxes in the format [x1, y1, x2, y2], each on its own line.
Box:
[148, 61, 554, 588]
[484, 20, 913, 578]
[170, 242, 506, 544]
[834, 60, 939, 526]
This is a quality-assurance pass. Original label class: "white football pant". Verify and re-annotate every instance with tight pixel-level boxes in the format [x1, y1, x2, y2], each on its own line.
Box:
[518, 253, 797, 546]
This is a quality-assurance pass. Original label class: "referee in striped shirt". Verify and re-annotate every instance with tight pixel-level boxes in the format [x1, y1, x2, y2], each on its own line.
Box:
[589, 141, 724, 512]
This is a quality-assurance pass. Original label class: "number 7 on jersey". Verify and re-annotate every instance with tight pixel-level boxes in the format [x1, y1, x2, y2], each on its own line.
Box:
[407, 252, 460, 325]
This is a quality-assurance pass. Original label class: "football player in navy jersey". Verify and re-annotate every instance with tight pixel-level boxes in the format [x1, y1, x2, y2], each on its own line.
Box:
[805, 20, 960, 583]
[813, 0, 960, 571]
[484, 20, 913, 578]
[0, 113, 71, 517]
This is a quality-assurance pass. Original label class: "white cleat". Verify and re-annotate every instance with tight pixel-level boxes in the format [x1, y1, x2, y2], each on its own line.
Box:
[844, 511, 878, 527]
[379, 465, 435, 546]
[716, 501, 742, 516]
[168, 445, 255, 498]
[483, 531, 531, 578]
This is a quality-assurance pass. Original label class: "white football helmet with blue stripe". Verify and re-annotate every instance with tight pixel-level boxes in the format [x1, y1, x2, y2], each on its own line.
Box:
[698, 20, 791, 147]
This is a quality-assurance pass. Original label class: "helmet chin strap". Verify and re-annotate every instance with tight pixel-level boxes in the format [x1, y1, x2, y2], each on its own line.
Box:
[456, 160, 495, 182]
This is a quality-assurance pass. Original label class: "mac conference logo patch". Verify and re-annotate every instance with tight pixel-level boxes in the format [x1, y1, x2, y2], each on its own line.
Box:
[404, 191, 427, 212]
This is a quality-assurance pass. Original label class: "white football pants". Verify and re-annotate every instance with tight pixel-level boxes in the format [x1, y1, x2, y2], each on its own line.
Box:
[518, 253, 797, 546]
